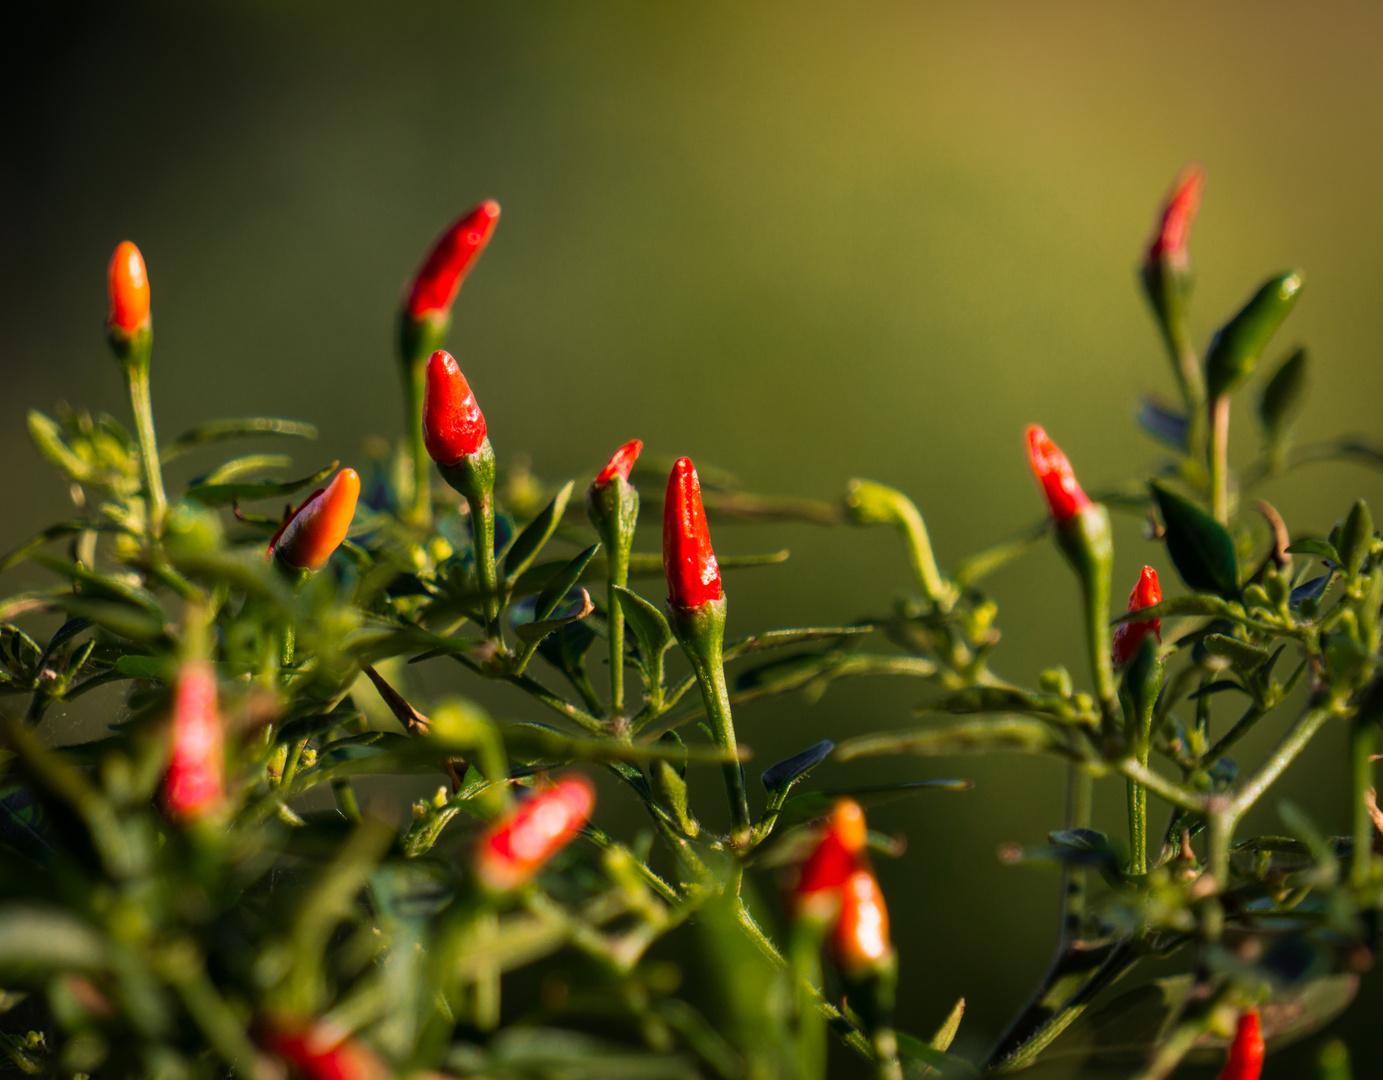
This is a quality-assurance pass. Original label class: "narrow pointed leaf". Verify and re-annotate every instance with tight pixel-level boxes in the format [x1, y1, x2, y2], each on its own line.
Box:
[503, 481, 574, 586]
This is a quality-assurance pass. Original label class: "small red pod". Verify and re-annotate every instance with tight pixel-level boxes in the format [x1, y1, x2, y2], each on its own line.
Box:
[790, 798, 867, 923]
[594, 438, 643, 486]
[161, 660, 224, 821]
[474, 775, 595, 893]
[1112, 566, 1163, 665]
[405, 201, 501, 319]
[262, 1018, 388, 1080]
[662, 457, 722, 609]
[1025, 426, 1092, 525]
[422, 350, 487, 465]
[830, 868, 893, 980]
[107, 241, 151, 333]
[269, 469, 361, 571]
[1147, 163, 1206, 270]
[1216, 1009, 1264, 1080]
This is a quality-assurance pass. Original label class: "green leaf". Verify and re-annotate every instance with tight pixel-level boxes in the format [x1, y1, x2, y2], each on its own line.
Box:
[760, 739, 834, 793]
[1314, 1038, 1353, 1080]
[1199, 633, 1271, 672]
[1339, 499, 1373, 578]
[1204, 270, 1303, 400]
[185, 460, 339, 506]
[27, 411, 97, 485]
[198, 453, 294, 485]
[1258, 346, 1308, 441]
[614, 585, 674, 668]
[514, 589, 595, 646]
[930, 998, 966, 1054]
[896, 1030, 977, 1077]
[626, 549, 791, 577]
[164, 416, 318, 459]
[0, 521, 106, 576]
[503, 481, 574, 587]
[836, 718, 1059, 760]
[534, 544, 600, 621]
[1287, 538, 1342, 564]
[0, 904, 107, 979]
[1110, 593, 1239, 624]
[1151, 482, 1239, 598]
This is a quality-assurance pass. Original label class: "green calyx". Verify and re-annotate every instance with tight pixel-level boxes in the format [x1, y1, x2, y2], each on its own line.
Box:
[438, 439, 500, 633]
[1204, 270, 1303, 401]
[1054, 503, 1116, 717]
[588, 476, 640, 720]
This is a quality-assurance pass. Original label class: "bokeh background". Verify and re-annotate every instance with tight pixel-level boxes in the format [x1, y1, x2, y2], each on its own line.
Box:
[6, 1, 1383, 1073]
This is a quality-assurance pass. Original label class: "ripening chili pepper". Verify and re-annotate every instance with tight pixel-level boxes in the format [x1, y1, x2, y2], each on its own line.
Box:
[791, 798, 867, 924]
[1204, 271, 1304, 402]
[830, 868, 894, 981]
[423, 350, 487, 466]
[1025, 426, 1092, 524]
[1146, 163, 1205, 270]
[161, 660, 224, 821]
[107, 240, 151, 334]
[1216, 1009, 1264, 1080]
[1112, 565, 1162, 666]
[405, 201, 501, 320]
[269, 468, 361, 571]
[474, 774, 595, 894]
[594, 438, 643, 487]
[663, 457, 722, 609]
[262, 1018, 388, 1080]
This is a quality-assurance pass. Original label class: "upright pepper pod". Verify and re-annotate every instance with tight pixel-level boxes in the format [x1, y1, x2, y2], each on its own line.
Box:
[1204, 271, 1304, 402]
[424, 350, 499, 632]
[105, 240, 167, 534]
[261, 1017, 388, 1080]
[269, 468, 361, 572]
[789, 797, 867, 925]
[1026, 426, 1116, 715]
[830, 867, 901, 1079]
[397, 201, 501, 526]
[1142, 164, 1208, 423]
[1216, 1009, 1264, 1080]
[587, 439, 643, 719]
[161, 660, 225, 821]
[473, 774, 595, 894]
[1112, 566, 1162, 666]
[663, 458, 749, 841]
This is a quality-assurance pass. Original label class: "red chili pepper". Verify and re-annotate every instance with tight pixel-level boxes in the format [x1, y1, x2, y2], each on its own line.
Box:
[1147, 163, 1206, 269]
[1025, 425, 1092, 525]
[423, 350, 487, 466]
[663, 457, 722, 609]
[262, 1018, 388, 1080]
[1112, 565, 1162, 665]
[791, 798, 867, 923]
[474, 775, 595, 893]
[405, 201, 501, 320]
[107, 241, 150, 333]
[269, 468, 361, 571]
[594, 438, 643, 486]
[830, 868, 893, 980]
[161, 660, 224, 821]
[1216, 1009, 1264, 1080]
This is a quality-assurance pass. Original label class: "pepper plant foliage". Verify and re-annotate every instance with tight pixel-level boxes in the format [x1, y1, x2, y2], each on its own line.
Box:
[0, 166, 1378, 1080]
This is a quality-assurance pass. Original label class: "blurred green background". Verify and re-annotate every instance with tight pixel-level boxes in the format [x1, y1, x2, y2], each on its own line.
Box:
[6, 0, 1383, 1072]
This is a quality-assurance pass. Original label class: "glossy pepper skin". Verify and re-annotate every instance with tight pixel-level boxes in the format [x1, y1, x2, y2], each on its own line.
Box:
[107, 241, 151, 334]
[663, 457, 723, 609]
[1025, 426, 1092, 524]
[1204, 271, 1304, 401]
[269, 469, 361, 572]
[161, 661, 224, 821]
[423, 350, 487, 465]
[261, 1018, 387, 1080]
[474, 775, 595, 894]
[1216, 1010, 1264, 1080]
[831, 868, 894, 981]
[1112, 566, 1162, 666]
[595, 438, 643, 486]
[1146, 163, 1205, 270]
[405, 201, 501, 320]
[791, 798, 867, 924]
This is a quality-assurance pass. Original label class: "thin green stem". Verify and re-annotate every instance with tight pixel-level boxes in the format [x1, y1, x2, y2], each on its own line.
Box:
[405, 353, 430, 527]
[465, 490, 500, 640]
[124, 359, 167, 536]
[1351, 720, 1377, 889]
[607, 546, 631, 721]
[1229, 702, 1334, 818]
[693, 651, 750, 844]
[1210, 394, 1230, 525]
[1061, 765, 1093, 941]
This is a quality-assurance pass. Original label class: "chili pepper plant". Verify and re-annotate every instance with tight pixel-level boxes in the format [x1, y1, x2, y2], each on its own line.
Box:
[0, 165, 1378, 1080]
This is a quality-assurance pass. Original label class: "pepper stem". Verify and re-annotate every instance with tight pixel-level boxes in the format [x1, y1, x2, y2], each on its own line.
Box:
[669, 597, 750, 844]
[398, 313, 448, 527]
[119, 343, 167, 538]
[438, 441, 501, 641]
[1210, 394, 1231, 525]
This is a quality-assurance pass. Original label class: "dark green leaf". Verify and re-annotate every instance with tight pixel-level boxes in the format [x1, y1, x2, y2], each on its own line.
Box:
[836, 718, 1060, 760]
[1287, 538, 1341, 565]
[613, 586, 673, 666]
[198, 453, 294, 485]
[1339, 500, 1373, 578]
[778, 779, 972, 828]
[185, 460, 338, 506]
[503, 481, 574, 586]
[1151, 482, 1239, 597]
[514, 589, 595, 646]
[534, 544, 600, 621]
[1199, 634, 1271, 672]
[1258, 347, 1308, 441]
[165, 417, 318, 459]
[760, 739, 834, 792]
